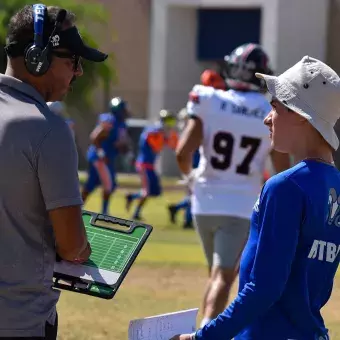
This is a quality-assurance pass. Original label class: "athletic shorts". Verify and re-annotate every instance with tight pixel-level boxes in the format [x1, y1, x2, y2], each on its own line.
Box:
[83, 161, 116, 193]
[193, 214, 250, 269]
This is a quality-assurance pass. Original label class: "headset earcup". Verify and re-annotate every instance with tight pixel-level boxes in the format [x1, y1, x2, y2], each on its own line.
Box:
[40, 47, 52, 75]
[25, 45, 50, 76]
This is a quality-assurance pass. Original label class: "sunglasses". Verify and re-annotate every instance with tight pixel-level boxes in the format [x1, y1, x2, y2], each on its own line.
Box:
[52, 51, 82, 72]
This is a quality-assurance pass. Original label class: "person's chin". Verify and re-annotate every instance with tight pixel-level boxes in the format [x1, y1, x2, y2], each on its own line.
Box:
[54, 93, 67, 101]
[58, 87, 72, 100]
[67, 84, 74, 93]
[273, 141, 289, 154]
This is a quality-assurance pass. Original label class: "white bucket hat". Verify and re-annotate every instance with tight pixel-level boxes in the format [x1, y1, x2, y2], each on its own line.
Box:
[256, 56, 340, 150]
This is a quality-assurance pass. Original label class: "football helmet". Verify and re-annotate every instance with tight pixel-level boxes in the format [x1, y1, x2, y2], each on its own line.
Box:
[222, 43, 273, 91]
[109, 97, 128, 122]
[159, 109, 177, 128]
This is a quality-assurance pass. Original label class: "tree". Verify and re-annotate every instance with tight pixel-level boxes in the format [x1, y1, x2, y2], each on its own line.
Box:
[0, 0, 116, 112]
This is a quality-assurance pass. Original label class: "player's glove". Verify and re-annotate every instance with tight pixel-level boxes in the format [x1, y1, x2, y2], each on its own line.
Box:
[96, 148, 109, 164]
[96, 148, 106, 159]
[182, 169, 197, 190]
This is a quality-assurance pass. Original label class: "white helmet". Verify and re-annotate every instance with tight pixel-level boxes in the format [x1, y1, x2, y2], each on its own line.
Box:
[47, 101, 65, 116]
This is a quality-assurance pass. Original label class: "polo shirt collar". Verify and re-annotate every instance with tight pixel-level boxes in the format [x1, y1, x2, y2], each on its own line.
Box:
[0, 74, 47, 105]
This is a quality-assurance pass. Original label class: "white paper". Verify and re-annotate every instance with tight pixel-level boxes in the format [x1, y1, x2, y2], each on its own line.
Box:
[128, 308, 199, 340]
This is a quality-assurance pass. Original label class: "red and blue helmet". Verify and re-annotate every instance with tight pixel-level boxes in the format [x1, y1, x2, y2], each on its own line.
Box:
[222, 43, 273, 91]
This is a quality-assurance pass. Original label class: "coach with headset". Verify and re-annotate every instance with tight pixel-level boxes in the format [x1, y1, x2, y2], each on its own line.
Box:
[0, 4, 107, 339]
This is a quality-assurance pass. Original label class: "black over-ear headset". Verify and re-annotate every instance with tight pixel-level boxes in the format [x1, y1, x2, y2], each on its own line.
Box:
[25, 4, 67, 76]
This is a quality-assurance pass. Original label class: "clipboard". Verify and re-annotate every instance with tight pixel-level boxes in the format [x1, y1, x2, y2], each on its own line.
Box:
[53, 210, 153, 299]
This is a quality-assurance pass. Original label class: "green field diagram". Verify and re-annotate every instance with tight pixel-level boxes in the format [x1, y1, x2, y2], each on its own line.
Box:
[81, 213, 148, 274]
[85, 227, 140, 273]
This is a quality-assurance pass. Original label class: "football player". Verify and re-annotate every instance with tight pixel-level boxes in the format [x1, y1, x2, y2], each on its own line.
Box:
[168, 69, 225, 228]
[82, 98, 130, 214]
[175, 43, 291, 328]
[125, 110, 178, 220]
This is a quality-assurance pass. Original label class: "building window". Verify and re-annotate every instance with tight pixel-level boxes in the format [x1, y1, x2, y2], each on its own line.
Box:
[197, 8, 262, 61]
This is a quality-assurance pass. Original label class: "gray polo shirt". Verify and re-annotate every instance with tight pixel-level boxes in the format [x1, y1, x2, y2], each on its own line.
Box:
[0, 74, 82, 337]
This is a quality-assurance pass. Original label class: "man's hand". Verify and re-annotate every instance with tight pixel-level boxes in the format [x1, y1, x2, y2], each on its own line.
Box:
[73, 242, 92, 264]
[170, 334, 193, 340]
[96, 148, 109, 164]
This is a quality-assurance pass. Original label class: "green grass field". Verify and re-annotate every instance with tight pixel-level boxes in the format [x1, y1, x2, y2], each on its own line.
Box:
[56, 180, 340, 339]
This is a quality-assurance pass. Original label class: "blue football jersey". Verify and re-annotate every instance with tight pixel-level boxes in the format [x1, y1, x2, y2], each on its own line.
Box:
[87, 113, 126, 163]
[196, 160, 340, 340]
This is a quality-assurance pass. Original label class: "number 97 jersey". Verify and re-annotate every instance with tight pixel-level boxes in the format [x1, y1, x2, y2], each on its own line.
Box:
[186, 84, 272, 218]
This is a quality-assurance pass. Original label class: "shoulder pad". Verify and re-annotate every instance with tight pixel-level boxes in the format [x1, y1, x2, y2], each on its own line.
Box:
[188, 84, 215, 104]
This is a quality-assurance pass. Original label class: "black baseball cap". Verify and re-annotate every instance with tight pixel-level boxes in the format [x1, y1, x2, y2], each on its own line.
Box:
[50, 26, 107, 62]
[5, 26, 108, 62]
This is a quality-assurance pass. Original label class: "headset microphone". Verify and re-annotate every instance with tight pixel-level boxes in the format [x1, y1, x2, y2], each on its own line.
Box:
[55, 9, 67, 26]
[44, 8, 66, 49]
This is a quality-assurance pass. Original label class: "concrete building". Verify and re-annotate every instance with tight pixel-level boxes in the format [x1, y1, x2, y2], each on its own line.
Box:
[90, 0, 151, 118]
[76, 0, 151, 168]
[148, 0, 332, 174]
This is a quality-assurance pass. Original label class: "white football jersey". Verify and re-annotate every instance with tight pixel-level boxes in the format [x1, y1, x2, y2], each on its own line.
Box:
[187, 85, 272, 218]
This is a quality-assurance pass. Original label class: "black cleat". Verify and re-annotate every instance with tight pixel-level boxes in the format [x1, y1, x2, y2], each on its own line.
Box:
[125, 194, 133, 212]
[168, 205, 177, 224]
[183, 221, 193, 229]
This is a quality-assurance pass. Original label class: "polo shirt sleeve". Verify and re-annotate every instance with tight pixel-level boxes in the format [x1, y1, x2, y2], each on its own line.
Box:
[36, 119, 83, 210]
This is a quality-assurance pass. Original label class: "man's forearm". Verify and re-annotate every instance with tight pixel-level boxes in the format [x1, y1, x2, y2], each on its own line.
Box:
[176, 153, 192, 175]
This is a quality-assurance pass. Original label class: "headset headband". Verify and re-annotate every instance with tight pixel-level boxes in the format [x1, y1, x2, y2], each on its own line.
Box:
[32, 4, 46, 48]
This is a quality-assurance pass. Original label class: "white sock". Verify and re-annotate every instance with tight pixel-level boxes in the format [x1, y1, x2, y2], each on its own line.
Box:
[200, 317, 212, 328]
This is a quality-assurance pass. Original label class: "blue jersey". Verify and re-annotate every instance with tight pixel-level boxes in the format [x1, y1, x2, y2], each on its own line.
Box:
[87, 113, 126, 163]
[136, 125, 163, 167]
[196, 160, 340, 340]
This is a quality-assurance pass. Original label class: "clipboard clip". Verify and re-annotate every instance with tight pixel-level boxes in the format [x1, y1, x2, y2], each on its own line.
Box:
[93, 213, 135, 232]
